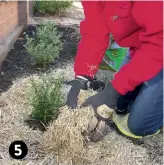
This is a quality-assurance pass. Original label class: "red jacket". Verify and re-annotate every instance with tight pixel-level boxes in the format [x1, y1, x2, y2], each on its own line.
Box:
[74, 1, 163, 95]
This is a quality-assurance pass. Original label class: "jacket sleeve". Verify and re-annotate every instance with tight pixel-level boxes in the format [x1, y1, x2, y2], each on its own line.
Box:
[74, 1, 109, 78]
[112, 1, 163, 95]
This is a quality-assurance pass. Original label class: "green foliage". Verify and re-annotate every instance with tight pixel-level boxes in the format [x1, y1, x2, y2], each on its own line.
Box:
[25, 22, 62, 67]
[29, 75, 64, 124]
[33, 1, 72, 15]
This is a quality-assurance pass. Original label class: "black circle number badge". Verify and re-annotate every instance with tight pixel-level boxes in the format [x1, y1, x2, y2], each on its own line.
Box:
[9, 141, 28, 159]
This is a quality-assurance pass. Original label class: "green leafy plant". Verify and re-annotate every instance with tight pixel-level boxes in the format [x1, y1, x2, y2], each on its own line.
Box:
[33, 1, 72, 15]
[29, 75, 64, 124]
[25, 22, 62, 67]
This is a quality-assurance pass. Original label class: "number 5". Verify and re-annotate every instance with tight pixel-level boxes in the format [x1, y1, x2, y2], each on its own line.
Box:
[15, 145, 22, 156]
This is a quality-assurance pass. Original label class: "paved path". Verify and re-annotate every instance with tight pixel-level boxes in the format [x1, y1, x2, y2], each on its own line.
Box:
[31, 2, 84, 26]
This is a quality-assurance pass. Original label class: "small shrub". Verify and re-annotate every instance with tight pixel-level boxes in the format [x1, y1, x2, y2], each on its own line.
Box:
[25, 22, 62, 67]
[34, 1, 72, 15]
[29, 75, 64, 124]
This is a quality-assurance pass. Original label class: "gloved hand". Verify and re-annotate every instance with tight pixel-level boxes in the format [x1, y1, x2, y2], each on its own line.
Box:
[81, 82, 121, 142]
[66, 76, 90, 109]
[65, 77, 105, 92]
[66, 76, 105, 109]
[89, 78, 105, 92]
[82, 82, 121, 109]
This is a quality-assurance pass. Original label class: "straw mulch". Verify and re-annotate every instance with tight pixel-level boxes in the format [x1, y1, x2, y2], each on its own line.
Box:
[40, 91, 150, 165]
[0, 70, 162, 165]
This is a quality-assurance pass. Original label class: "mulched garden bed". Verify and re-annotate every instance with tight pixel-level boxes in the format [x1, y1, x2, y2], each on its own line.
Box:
[0, 24, 163, 165]
[0, 24, 80, 93]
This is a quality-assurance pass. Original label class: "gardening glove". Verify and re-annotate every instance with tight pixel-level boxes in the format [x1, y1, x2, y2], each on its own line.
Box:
[89, 78, 105, 92]
[81, 82, 121, 142]
[82, 82, 121, 109]
[66, 76, 91, 109]
[65, 77, 105, 92]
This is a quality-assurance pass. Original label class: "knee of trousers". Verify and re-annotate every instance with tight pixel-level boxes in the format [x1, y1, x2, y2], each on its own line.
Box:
[127, 115, 161, 136]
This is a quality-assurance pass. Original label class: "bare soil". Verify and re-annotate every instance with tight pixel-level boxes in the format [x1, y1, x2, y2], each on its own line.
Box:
[0, 25, 80, 93]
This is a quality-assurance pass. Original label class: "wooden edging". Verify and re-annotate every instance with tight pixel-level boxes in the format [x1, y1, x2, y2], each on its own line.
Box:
[0, 25, 24, 66]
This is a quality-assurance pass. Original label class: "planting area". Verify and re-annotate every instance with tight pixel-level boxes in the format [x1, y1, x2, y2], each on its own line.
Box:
[0, 16, 163, 165]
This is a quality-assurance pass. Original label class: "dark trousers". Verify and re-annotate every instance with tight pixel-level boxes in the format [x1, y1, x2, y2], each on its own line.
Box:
[117, 52, 163, 136]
